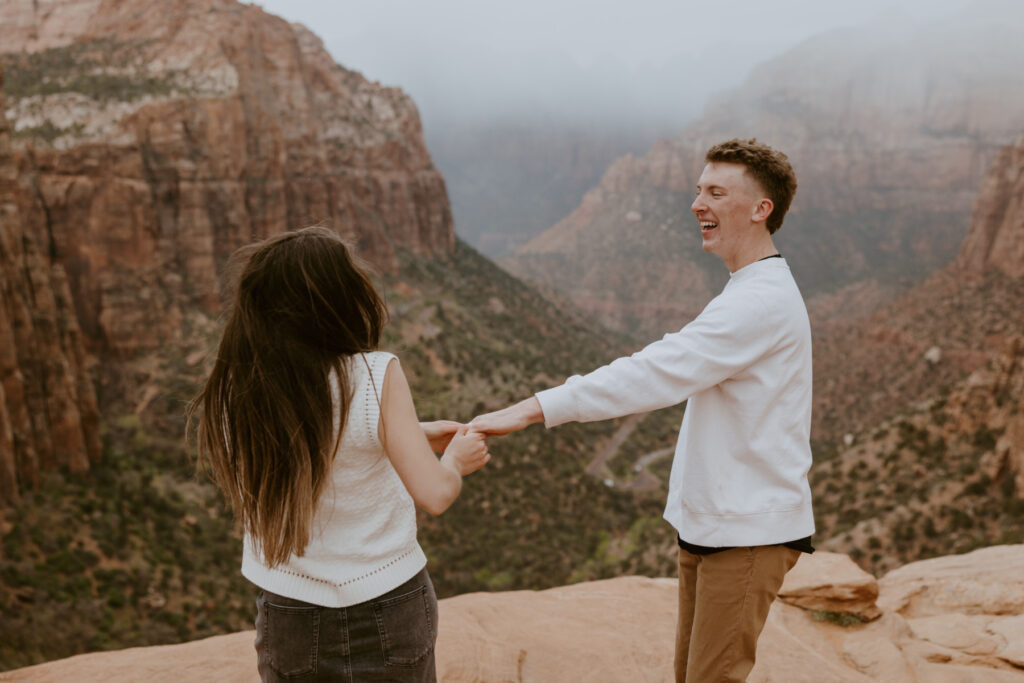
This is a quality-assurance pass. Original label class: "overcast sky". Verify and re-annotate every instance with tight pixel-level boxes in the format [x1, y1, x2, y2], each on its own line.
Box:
[257, 0, 973, 130]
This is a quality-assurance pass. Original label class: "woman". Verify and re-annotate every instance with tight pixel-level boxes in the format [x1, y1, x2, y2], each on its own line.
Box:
[189, 227, 489, 681]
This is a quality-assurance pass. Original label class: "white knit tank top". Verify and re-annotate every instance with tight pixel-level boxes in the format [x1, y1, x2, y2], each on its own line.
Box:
[241, 351, 427, 607]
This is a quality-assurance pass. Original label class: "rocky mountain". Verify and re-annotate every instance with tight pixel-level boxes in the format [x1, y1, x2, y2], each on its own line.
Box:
[7, 546, 1024, 681]
[806, 138, 1024, 572]
[812, 135, 1024, 445]
[958, 136, 1024, 279]
[0, 236, 678, 670]
[0, 65, 101, 504]
[0, 0, 456, 497]
[0, 0, 453, 358]
[503, 7, 1024, 340]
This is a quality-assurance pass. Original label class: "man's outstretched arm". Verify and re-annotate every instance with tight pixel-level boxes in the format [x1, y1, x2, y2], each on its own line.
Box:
[470, 397, 544, 437]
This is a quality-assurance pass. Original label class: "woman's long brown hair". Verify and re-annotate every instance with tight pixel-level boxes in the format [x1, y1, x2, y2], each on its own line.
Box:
[188, 227, 388, 567]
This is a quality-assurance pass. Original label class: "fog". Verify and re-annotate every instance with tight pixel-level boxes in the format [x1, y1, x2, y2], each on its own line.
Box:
[253, 0, 1017, 255]
[256, 0, 974, 131]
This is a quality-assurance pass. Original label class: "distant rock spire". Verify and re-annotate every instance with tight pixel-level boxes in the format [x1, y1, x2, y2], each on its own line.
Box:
[958, 137, 1024, 279]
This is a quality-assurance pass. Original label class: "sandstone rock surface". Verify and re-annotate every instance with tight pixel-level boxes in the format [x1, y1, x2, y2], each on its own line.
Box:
[877, 544, 1024, 618]
[778, 550, 881, 620]
[4, 545, 1022, 682]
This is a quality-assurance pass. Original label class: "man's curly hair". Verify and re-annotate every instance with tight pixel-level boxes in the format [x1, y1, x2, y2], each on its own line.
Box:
[705, 138, 797, 235]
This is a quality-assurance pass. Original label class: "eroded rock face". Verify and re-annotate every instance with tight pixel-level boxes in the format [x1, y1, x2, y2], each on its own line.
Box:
[0, 64, 101, 503]
[0, 0, 454, 354]
[6, 546, 1024, 682]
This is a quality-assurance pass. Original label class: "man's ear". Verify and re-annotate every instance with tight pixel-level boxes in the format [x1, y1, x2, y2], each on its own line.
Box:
[752, 198, 774, 224]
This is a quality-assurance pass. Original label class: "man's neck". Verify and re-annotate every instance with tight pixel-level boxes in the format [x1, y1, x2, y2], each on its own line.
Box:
[725, 234, 778, 273]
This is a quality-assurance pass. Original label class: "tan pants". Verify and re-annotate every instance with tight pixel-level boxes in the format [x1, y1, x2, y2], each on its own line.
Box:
[675, 545, 800, 682]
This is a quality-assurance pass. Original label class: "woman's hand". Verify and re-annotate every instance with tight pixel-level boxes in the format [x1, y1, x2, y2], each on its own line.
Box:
[440, 426, 491, 476]
[420, 420, 464, 452]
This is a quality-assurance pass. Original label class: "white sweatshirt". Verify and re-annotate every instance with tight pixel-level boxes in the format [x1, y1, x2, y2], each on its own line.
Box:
[536, 258, 814, 547]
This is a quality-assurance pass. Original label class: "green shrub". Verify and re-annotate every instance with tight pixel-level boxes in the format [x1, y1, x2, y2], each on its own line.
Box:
[809, 610, 869, 627]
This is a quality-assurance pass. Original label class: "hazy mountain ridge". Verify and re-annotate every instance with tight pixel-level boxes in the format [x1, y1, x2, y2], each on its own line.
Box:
[812, 134, 1024, 445]
[957, 135, 1024, 278]
[427, 121, 656, 257]
[503, 8, 1024, 341]
[806, 135, 1024, 570]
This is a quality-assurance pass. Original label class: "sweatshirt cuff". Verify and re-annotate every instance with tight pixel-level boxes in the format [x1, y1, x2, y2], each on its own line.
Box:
[535, 382, 579, 428]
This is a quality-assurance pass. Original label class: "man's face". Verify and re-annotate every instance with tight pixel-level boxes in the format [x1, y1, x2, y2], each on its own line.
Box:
[690, 162, 764, 267]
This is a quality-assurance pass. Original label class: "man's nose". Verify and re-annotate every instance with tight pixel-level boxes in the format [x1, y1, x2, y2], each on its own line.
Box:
[691, 194, 703, 213]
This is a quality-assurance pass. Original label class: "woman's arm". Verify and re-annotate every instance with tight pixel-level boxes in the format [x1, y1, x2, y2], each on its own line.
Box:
[379, 358, 489, 515]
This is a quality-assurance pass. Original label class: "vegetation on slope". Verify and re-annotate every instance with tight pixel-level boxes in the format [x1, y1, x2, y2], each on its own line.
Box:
[813, 337, 1024, 576]
[0, 40, 180, 103]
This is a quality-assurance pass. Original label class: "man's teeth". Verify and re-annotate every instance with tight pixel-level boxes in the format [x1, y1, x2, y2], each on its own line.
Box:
[700, 221, 717, 229]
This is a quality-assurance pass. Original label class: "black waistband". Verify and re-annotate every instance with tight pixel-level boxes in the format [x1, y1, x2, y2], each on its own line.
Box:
[677, 534, 814, 555]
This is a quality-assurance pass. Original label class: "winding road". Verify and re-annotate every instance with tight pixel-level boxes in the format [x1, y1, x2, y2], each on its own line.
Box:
[585, 414, 675, 491]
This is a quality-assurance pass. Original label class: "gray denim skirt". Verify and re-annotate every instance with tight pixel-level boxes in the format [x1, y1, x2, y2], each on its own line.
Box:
[254, 567, 438, 682]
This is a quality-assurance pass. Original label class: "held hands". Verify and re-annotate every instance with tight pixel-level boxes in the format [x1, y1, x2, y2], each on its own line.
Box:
[422, 396, 544, 476]
[440, 425, 490, 476]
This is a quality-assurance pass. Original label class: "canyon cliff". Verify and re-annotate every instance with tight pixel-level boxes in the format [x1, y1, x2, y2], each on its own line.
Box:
[812, 135, 1024, 445]
[0, 0, 453, 356]
[0, 0, 455, 497]
[0, 65, 101, 504]
[958, 136, 1024, 279]
[503, 9, 1024, 340]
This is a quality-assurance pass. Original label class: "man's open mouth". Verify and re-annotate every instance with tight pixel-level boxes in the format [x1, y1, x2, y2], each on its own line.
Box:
[700, 221, 718, 232]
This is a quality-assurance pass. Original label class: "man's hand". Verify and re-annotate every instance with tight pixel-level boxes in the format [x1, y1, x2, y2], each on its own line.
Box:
[469, 397, 544, 437]
[420, 420, 464, 452]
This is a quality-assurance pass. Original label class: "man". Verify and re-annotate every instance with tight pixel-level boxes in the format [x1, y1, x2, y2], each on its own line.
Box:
[471, 138, 814, 682]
